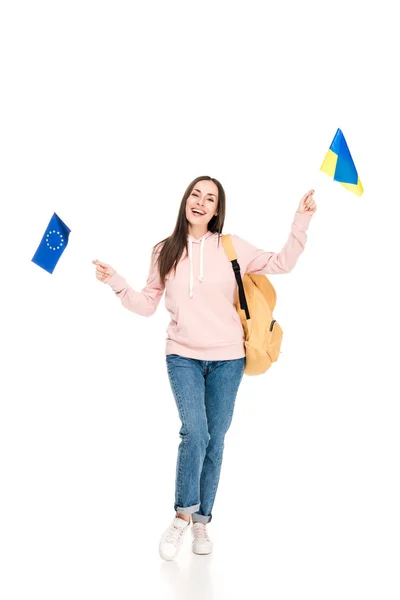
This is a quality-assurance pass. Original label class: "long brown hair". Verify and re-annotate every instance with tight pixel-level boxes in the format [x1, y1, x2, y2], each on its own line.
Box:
[152, 175, 226, 286]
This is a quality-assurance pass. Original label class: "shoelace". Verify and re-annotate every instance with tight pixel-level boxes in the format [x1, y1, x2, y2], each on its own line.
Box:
[192, 523, 210, 540]
[165, 523, 187, 545]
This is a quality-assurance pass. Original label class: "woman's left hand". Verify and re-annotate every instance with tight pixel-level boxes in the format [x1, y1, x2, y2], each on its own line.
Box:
[297, 189, 317, 215]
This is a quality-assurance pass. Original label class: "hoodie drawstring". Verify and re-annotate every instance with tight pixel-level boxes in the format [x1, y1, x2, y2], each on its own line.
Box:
[188, 236, 206, 298]
[198, 237, 205, 282]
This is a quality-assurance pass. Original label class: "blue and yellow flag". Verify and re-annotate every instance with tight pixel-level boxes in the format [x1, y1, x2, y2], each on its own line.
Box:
[320, 128, 363, 196]
[32, 212, 71, 274]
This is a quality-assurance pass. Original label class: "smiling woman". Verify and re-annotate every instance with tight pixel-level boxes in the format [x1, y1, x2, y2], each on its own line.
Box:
[92, 173, 315, 561]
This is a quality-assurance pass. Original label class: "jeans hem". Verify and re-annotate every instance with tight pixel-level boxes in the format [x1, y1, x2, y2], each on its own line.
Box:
[175, 503, 201, 514]
[192, 513, 212, 524]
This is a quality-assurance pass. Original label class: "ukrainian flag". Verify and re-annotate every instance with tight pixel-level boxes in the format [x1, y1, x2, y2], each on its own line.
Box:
[320, 128, 363, 196]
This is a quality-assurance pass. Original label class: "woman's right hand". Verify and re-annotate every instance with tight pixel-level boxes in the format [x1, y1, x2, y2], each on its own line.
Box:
[92, 259, 116, 283]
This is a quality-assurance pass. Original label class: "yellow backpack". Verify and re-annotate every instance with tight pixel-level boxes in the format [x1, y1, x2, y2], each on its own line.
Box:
[221, 234, 284, 376]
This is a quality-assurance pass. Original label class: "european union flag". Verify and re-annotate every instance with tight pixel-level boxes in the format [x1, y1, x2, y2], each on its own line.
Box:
[320, 128, 363, 196]
[32, 212, 71, 274]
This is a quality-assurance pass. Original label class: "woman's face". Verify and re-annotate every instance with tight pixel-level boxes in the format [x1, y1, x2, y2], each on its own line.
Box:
[185, 180, 219, 227]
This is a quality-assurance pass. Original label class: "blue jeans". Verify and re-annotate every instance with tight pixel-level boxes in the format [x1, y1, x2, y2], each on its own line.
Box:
[166, 353, 245, 524]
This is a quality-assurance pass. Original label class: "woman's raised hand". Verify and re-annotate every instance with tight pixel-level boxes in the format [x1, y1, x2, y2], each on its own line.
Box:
[92, 259, 116, 283]
[297, 189, 317, 215]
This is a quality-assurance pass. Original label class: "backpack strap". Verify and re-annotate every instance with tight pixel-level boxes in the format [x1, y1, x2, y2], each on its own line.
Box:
[221, 234, 250, 320]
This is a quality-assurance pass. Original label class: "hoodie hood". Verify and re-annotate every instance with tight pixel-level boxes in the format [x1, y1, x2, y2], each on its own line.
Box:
[187, 230, 216, 298]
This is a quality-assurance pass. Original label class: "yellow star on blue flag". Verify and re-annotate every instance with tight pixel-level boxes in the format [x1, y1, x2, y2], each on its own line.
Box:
[320, 128, 363, 196]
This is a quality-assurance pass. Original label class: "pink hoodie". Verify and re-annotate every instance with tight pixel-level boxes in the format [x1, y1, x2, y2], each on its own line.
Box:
[106, 210, 313, 360]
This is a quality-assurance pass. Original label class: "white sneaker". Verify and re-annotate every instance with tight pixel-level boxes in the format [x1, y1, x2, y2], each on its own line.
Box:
[159, 517, 190, 561]
[192, 522, 213, 555]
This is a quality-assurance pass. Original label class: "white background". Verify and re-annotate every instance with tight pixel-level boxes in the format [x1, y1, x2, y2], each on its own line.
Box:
[1, 1, 399, 598]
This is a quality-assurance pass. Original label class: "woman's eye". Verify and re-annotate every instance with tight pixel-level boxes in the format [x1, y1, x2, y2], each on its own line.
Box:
[191, 193, 214, 201]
